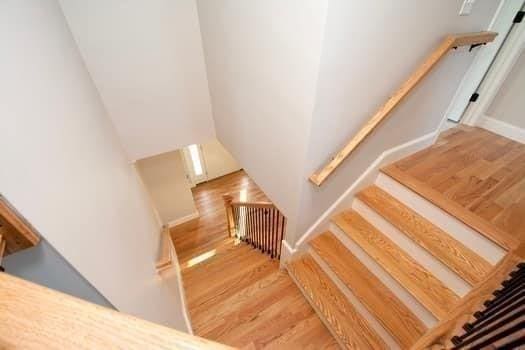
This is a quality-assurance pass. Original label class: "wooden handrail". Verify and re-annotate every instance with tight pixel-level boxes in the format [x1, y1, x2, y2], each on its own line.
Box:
[0, 272, 234, 349]
[309, 31, 498, 186]
[223, 193, 286, 259]
[0, 194, 40, 255]
[231, 201, 274, 209]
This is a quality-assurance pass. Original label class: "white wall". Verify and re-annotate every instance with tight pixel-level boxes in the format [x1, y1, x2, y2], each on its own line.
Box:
[201, 139, 241, 180]
[487, 50, 525, 128]
[0, 1, 188, 331]
[59, 0, 215, 161]
[197, 0, 329, 236]
[293, 0, 500, 243]
[136, 150, 198, 225]
[197, 0, 498, 244]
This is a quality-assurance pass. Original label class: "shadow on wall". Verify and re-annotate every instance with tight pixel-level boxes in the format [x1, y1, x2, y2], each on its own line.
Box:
[4, 238, 114, 308]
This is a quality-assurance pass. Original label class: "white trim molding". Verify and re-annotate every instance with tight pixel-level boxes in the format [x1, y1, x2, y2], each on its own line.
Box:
[478, 116, 525, 143]
[444, 0, 524, 123]
[279, 240, 297, 267]
[167, 211, 200, 228]
[463, 12, 525, 126]
[295, 131, 438, 252]
[158, 234, 194, 334]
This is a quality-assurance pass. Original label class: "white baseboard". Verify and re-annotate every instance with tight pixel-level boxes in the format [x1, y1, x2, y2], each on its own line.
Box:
[477, 116, 525, 144]
[279, 240, 297, 267]
[159, 234, 193, 334]
[167, 211, 199, 228]
[294, 131, 438, 251]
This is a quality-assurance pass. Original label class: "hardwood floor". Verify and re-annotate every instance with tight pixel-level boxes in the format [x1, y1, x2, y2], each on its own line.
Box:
[170, 170, 336, 349]
[383, 126, 525, 249]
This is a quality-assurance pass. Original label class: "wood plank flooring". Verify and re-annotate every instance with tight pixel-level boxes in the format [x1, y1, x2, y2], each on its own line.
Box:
[383, 126, 525, 249]
[170, 171, 336, 349]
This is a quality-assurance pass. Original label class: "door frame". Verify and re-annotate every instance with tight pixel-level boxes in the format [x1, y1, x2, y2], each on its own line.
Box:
[445, 0, 524, 123]
[181, 144, 208, 187]
[462, 8, 525, 126]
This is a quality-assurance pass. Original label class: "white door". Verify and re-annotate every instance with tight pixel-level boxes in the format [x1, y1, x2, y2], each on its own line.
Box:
[182, 144, 208, 186]
[462, 7, 525, 127]
[446, 0, 524, 122]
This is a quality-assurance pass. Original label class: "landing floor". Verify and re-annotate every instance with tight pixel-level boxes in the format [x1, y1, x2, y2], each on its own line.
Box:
[171, 170, 336, 349]
[384, 126, 525, 248]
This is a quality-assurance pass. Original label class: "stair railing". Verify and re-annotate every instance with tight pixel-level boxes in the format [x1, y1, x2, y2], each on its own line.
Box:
[309, 31, 498, 187]
[412, 244, 525, 349]
[449, 261, 524, 349]
[223, 194, 286, 259]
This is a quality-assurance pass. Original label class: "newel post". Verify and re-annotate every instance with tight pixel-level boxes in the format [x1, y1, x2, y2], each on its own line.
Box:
[222, 194, 235, 237]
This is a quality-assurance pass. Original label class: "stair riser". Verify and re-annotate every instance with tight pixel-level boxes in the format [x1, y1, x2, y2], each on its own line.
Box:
[375, 173, 506, 264]
[329, 222, 438, 328]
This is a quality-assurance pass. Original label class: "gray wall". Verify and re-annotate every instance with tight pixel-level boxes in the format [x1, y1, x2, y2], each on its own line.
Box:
[4, 239, 114, 308]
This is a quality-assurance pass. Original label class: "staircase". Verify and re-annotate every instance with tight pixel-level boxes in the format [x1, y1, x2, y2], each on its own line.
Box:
[287, 127, 523, 349]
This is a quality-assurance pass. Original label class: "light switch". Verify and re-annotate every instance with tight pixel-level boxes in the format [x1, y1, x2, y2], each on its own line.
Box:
[459, 0, 476, 16]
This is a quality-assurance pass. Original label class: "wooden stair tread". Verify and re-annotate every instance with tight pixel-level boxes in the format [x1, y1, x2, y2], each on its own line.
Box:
[382, 163, 519, 251]
[357, 185, 492, 285]
[332, 210, 460, 319]
[310, 231, 427, 348]
[287, 255, 388, 349]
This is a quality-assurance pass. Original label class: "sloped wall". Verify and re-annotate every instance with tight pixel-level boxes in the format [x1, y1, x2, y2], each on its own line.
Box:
[197, 0, 329, 236]
[59, 0, 215, 161]
[0, 1, 188, 331]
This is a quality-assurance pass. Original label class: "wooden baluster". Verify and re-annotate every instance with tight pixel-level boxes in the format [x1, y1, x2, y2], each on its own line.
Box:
[259, 208, 263, 252]
[243, 206, 248, 241]
[222, 194, 234, 238]
[269, 208, 274, 258]
[279, 215, 286, 259]
[274, 208, 279, 259]
[257, 208, 261, 250]
[246, 207, 251, 244]
[450, 262, 525, 349]
[241, 206, 246, 241]
[254, 208, 258, 250]
[251, 207, 255, 246]
[238, 206, 243, 241]
[261, 208, 268, 253]
[265, 208, 272, 254]
[261, 208, 265, 253]
[0, 234, 6, 272]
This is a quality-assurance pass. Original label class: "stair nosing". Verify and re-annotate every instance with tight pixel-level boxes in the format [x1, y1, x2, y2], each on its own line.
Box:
[332, 209, 460, 320]
[356, 185, 492, 286]
[287, 255, 388, 350]
[309, 231, 427, 348]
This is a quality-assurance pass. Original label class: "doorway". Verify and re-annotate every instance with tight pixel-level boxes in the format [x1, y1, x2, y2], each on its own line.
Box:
[446, 0, 524, 124]
[460, 5, 525, 144]
[182, 144, 208, 186]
